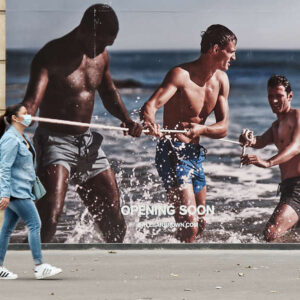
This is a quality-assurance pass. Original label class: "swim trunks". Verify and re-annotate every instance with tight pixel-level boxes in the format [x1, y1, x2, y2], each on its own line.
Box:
[33, 126, 110, 183]
[278, 176, 300, 218]
[155, 138, 206, 194]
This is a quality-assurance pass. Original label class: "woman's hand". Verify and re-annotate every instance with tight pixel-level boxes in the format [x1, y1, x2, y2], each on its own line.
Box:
[0, 197, 10, 210]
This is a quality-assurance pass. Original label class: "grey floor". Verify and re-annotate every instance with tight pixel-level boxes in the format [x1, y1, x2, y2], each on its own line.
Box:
[1, 249, 300, 300]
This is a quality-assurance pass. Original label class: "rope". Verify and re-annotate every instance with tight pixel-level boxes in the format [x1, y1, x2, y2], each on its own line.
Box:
[31, 116, 242, 145]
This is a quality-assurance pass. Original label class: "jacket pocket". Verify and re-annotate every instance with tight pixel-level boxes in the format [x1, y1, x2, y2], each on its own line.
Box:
[18, 144, 30, 156]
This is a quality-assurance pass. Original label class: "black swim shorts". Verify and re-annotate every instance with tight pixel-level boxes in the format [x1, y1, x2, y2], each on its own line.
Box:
[279, 176, 300, 218]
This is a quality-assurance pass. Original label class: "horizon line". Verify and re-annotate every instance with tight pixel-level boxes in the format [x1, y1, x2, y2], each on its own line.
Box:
[6, 47, 300, 52]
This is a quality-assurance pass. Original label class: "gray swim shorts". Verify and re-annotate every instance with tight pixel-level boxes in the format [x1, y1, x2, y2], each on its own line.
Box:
[33, 126, 110, 183]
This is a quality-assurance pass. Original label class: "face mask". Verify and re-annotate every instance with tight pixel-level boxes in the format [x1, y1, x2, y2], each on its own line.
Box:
[20, 114, 32, 127]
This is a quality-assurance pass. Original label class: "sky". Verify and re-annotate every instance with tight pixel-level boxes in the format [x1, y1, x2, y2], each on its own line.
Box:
[6, 0, 300, 50]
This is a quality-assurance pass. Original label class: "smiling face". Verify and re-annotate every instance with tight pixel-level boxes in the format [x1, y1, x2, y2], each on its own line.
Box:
[214, 40, 237, 71]
[268, 85, 293, 114]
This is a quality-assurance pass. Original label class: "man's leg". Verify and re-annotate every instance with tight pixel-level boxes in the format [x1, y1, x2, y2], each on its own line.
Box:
[167, 184, 199, 243]
[195, 186, 207, 237]
[36, 164, 69, 242]
[264, 203, 299, 242]
[77, 168, 126, 243]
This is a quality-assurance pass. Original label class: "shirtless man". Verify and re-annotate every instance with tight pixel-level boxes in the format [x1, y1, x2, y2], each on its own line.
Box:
[14, 4, 142, 242]
[141, 25, 237, 243]
[240, 75, 300, 242]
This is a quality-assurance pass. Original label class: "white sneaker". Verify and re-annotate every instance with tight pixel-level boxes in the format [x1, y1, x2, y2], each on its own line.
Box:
[34, 263, 62, 280]
[0, 266, 18, 279]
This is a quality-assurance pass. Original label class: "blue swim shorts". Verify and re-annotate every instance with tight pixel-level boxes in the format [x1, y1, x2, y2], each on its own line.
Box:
[155, 138, 206, 194]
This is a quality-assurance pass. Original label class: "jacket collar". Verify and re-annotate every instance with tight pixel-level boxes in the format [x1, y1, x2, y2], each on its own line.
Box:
[7, 125, 35, 156]
[8, 124, 30, 143]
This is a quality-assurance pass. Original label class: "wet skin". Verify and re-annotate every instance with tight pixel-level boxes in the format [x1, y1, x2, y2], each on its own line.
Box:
[240, 85, 300, 241]
[20, 25, 142, 242]
[141, 41, 237, 242]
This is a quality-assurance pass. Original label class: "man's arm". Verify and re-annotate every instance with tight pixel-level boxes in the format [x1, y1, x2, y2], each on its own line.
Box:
[249, 126, 274, 149]
[242, 111, 300, 168]
[22, 53, 49, 116]
[98, 53, 142, 137]
[182, 73, 229, 139]
[140, 68, 182, 136]
[0, 53, 48, 134]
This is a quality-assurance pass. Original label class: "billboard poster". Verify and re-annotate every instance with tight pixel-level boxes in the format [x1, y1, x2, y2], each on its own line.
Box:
[4, 0, 300, 243]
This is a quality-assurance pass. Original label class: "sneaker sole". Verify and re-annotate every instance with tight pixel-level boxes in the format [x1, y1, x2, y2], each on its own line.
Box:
[0, 276, 18, 280]
[35, 269, 62, 280]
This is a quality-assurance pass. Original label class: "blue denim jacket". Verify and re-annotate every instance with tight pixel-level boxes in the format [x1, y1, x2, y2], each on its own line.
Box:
[0, 125, 36, 200]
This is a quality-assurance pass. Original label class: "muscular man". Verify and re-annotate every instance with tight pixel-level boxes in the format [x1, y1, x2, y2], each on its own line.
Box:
[141, 25, 237, 243]
[241, 75, 300, 242]
[19, 4, 142, 242]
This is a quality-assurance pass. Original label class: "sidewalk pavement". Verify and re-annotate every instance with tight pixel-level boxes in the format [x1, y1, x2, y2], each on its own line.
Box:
[1, 249, 300, 300]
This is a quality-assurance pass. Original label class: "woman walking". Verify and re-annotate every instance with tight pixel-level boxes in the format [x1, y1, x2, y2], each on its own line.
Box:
[0, 104, 62, 279]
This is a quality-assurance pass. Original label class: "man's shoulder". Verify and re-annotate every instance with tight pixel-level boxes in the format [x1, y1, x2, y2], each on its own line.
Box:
[215, 70, 229, 83]
[33, 36, 70, 66]
[166, 65, 190, 84]
[284, 108, 300, 119]
[293, 108, 300, 115]
[291, 108, 300, 121]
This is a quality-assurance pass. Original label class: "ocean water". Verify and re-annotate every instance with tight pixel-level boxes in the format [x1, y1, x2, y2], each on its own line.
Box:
[6, 49, 300, 243]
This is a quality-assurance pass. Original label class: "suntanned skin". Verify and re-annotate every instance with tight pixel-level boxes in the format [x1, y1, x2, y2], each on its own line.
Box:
[17, 13, 142, 243]
[141, 41, 236, 243]
[241, 84, 300, 241]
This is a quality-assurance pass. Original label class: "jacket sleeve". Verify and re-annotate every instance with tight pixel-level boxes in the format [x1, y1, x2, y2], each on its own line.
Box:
[0, 135, 19, 198]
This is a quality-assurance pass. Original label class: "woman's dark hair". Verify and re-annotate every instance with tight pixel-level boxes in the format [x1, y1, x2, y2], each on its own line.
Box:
[4, 103, 23, 125]
[0, 103, 23, 138]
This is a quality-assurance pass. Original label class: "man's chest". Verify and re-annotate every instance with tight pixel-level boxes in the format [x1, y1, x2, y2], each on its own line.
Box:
[273, 119, 294, 148]
[51, 56, 106, 90]
[180, 82, 219, 116]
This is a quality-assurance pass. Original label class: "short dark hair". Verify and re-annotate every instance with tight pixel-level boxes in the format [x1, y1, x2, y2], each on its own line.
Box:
[4, 103, 23, 125]
[80, 4, 119, 36]
[201, 24, 237, 54]
[267, 75, 292, 94]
